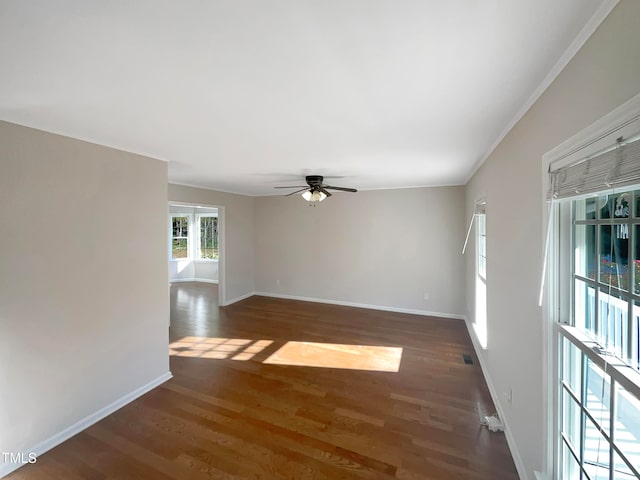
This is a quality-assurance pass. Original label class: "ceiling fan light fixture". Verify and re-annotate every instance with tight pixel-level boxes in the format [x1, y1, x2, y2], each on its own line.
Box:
[302, 190, 326, 202]
[277, 175, 356, 201]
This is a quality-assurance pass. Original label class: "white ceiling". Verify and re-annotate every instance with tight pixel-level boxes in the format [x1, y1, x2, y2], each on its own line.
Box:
[0, 1, 613, 195]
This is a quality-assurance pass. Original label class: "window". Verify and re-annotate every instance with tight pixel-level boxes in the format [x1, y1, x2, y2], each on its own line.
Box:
[169, 210, 219, 262]
[477, 208, 487, 281]
[475, 201, 487, 348]
[573, 192, 640, 368]
[171, 215, 190, 259]
[549, 133, 640, 479]
[557, 189, 640, 480]
[197, 215, 218, 260]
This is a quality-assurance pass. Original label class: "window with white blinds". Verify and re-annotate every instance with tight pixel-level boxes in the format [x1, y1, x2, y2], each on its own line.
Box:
[547, 134, 640, 479]
[549, 135, 640, 200]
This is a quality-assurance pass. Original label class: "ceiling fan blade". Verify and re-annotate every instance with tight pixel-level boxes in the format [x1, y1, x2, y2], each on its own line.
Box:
[285, 187, 310, 197]
[324, 185, 358, 192]
[320, 188, 332, 197]
[274, 185, 307, 189]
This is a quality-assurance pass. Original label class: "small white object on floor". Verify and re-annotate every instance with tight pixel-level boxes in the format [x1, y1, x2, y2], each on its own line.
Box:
[484, 415, 505, 432]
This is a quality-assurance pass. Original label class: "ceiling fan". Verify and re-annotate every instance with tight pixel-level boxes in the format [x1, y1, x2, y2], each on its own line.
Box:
[275, 175, 357, 202]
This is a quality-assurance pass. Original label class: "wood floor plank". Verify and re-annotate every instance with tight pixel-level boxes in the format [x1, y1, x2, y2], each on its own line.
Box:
[7, 282, 518, 479]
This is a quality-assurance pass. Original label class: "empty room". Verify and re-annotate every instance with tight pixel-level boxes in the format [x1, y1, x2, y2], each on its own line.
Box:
[1, 1, 640, 479]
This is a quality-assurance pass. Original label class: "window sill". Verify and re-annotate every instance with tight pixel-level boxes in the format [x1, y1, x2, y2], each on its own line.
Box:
[558, 324, 640, 398]
[169, 259, 218, 263]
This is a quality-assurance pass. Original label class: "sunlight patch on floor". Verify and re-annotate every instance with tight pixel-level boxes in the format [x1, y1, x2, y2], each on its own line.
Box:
[263, 341, 403, 372]
[170, 337, 273, 360]
[170, 337, 403, 372]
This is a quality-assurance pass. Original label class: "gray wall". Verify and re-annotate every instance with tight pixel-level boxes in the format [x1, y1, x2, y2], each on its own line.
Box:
[255, 186, 465, 317]
[168, 184, 255, 303]
[0, 122, 169, 466]
[464, 1, 640, 478]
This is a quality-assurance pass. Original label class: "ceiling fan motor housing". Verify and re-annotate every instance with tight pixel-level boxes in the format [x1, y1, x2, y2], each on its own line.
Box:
[305, 175, 324, 187]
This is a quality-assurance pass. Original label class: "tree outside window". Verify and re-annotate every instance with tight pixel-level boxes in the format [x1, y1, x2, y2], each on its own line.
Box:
[171, 216, 189, 259]
[198, 215, 218, 260]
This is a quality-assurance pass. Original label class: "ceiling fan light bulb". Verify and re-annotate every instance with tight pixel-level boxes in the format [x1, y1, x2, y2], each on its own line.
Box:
[302, 190, 327, 202]
[309, 190, 325, 202]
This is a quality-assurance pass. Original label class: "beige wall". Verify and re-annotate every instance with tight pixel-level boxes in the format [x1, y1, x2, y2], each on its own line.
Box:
[0, 122, 169, 469]
[168, 184, 255, 303]
[168, 183, 464, 316]
[464, 1, 640, 478]
[255, 186, 465, 317]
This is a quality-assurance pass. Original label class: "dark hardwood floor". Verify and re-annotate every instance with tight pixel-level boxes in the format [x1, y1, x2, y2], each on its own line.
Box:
[9, 282, 518, 479]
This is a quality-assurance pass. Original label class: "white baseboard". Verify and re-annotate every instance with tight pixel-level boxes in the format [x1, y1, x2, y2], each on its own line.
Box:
[254, 291, 465, 320]
[169, 278, 218, 284]
[463, 317, 528, 480]
[223, 291, 255, 306]
[219, 290, 464, 319]
[0, 372, 172, 479]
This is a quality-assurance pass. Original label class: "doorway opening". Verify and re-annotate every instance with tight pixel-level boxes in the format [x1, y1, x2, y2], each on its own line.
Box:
[168, 202, 225, 308]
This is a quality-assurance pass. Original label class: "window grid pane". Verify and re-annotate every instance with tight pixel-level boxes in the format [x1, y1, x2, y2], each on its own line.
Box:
[575, 279, 596, 336]
[613, 381, 640, 475]
[632, 302, 640, 371]
[572, 190, 640, 373]
[584, 358, 611, 437]
[560, 332, 640, 480]
[582, 400, 611, 479]
[172, 238, 188, 259]
[563, 336, 582, 395]
[597, 289, 629, 361]
[171, 216, 189, 259]
[563, 387, 581, 451]
[575, 224, 597, 280]
[634, 225, 640, 295]
[562, 439, 581, 479]
[172, 216, 188, 238]
[477, 214, 486, 279]
[612, 450, 636, 479]
[599, 224, 629, 292]
[198, 216, 218, 260]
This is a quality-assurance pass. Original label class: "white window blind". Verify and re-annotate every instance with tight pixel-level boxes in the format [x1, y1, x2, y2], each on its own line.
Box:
[548, 135, 640, 200]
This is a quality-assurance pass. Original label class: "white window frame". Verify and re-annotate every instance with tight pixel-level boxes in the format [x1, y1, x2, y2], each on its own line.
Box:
[169, 214, 193, 261]
[195, 214, 219, 262]
[475, 199, 488, 349]
[554, 190, 640, 480]
[477, 205, 487, 281]
[541, 93, 640, 480]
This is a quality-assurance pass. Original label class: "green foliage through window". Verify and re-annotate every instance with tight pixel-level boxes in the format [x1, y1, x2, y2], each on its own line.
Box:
[199, 216, 218, 259]
[171, 217, 189, 259]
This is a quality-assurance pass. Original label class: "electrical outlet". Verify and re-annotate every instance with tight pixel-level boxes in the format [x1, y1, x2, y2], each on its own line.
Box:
[504, 388, 513, 404]
[276, 279, 280, 286]
[423, 292, 429, 300]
